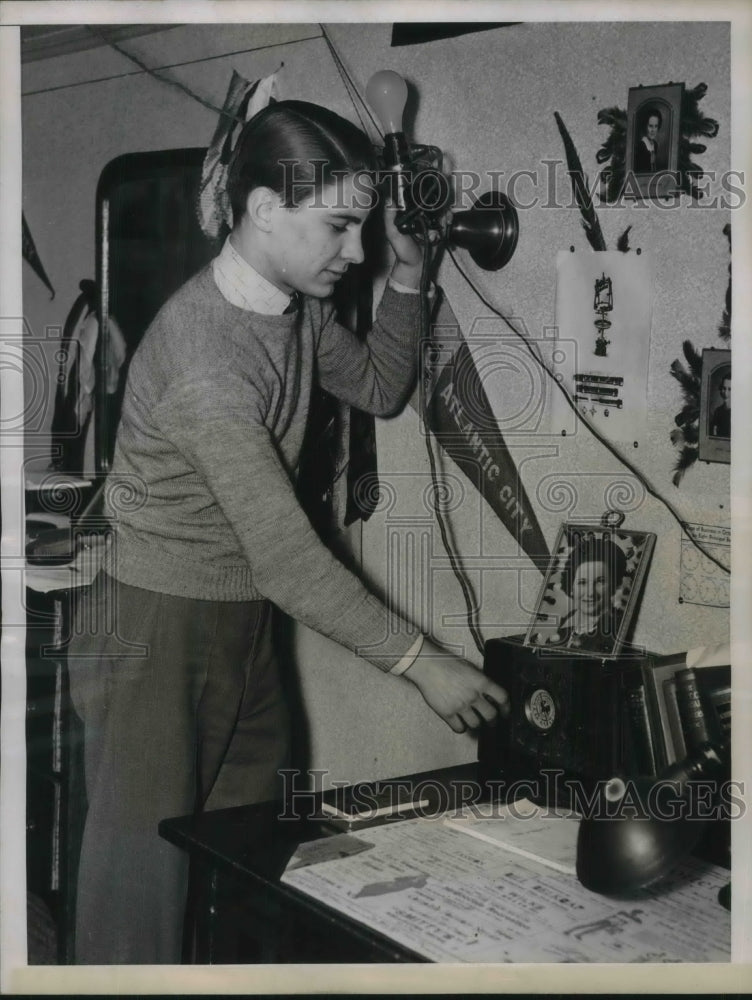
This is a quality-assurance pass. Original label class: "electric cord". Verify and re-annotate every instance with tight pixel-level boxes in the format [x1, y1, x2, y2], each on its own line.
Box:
[318, 25, 383, 143]
[418, 219, 486, 656]
[445, 247, 730, 577]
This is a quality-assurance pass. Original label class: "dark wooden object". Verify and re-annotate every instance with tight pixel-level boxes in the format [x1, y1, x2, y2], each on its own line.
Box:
[160, 763, 481, 964]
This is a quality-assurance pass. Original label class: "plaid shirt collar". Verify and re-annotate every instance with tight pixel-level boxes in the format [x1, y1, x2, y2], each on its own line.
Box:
[212, 236, 293, 315]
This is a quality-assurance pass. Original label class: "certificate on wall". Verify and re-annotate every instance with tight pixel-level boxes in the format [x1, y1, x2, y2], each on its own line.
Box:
[551, 251, 654, 446]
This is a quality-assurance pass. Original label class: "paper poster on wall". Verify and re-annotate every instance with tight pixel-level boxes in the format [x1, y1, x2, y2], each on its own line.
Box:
[679, 522, 730, 608]
[551, 251, 653, 445]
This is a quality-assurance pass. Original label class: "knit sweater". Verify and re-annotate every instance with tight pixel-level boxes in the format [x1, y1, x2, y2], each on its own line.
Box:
[104, 265, 423, 670]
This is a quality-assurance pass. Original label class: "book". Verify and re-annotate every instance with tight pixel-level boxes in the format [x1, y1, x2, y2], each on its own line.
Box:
[624, 679, 658, 775]
[675, 667, 713, 751]
[662, 676, 687, 761]
[318, 782, 432, 832]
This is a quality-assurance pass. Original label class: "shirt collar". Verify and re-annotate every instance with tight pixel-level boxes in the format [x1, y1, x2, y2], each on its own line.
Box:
[212, 235, 294, 315]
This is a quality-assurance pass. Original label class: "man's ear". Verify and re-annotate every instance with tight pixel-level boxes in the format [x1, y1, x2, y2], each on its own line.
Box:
[245, 186, 280, 233]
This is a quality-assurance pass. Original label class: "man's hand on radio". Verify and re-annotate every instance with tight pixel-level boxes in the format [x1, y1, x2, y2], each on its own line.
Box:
[403, 638, 510, 733]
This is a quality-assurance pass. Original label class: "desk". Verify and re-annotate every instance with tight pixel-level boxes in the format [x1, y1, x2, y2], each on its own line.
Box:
[159, 763, 730, 965]
[159, 764, 480, 963]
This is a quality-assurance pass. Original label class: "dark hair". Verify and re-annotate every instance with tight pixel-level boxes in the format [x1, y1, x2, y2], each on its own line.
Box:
[643, 107, 663, 130]
[560, 535, 627, 599]
[226, 100, 377, 222]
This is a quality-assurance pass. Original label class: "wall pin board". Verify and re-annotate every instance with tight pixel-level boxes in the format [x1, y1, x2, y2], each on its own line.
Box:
[551, 250, 653, 446]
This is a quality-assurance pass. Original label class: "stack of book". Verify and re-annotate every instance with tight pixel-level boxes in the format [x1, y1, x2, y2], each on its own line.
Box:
[623, 646, 730, 775]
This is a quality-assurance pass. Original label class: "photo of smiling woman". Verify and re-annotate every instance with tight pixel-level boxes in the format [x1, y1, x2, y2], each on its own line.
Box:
[554, 536, 628, 653]
[525, 525, 656, 658]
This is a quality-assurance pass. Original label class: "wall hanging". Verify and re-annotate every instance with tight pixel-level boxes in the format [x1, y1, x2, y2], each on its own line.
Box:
[596, 82, 719, 202]
[552, 250, 653, 447]
[669, 223, 731, 484]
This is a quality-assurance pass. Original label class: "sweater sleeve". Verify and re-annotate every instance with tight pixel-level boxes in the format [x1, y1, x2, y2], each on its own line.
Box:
[314, 283, 422, 416]
[155, 371, 419, 671]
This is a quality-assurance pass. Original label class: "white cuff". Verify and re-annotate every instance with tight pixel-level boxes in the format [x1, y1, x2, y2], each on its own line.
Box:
[388, 277, 435, 297]
[389, 634, 425, 676]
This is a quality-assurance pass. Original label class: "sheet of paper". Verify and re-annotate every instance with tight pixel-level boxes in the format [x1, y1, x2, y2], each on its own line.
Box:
[284, 832, 374, 872]
[442, 798, 579, 875]
[679, 523, 731, 608]
[552, 250, 653, 445]
[281, 817, 730, 963]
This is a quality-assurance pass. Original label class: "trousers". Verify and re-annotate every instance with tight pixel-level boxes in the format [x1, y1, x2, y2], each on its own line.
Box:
[67, 572, 290, 964]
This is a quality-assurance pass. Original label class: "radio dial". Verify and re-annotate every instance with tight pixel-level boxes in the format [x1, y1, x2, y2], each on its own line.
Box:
[525, 688, 556, 731]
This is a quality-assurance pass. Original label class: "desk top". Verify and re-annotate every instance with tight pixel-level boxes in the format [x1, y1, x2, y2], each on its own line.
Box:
[159, 764, 480, 900]
[159, 763, 480, 871]
[160, 764, 480, 963]
[160, 764, 731, 964]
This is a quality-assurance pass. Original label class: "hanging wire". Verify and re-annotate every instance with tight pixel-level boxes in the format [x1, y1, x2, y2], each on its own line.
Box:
[446, 247, 730, 576]
[85, 25, 282, 126]
[418, 222, 486, 656]
[318, 24, 383, 143]
[313, 24, 486, 651]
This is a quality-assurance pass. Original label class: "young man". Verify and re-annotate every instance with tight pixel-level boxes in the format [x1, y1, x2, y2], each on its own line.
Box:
[67, 100, 509, 964]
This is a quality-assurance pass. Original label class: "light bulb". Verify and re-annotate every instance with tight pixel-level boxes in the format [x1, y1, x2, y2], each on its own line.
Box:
[366, 70, 408, 135]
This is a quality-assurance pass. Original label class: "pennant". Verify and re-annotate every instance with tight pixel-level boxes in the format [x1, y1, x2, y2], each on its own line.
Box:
[197, 70, 277, 240]
[418, 296, 550, 569]
[22, 212, 55, 298]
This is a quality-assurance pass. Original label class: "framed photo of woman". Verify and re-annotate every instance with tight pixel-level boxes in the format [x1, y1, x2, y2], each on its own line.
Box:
[698, 348, 731, 464]
[524, 522, 656, 658]
[625, 83, 684, 199]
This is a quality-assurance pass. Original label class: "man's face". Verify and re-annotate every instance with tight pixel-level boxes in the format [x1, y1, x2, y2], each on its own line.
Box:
[719, 376, 731, 407]
[266, 173, 376, 298]
[646, 115, 660, 141]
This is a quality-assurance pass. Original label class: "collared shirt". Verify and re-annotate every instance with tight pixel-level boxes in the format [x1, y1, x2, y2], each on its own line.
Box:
[212, 235, 425, 314]
[211, 235, 425, 675]
[212, 236, 293, 314]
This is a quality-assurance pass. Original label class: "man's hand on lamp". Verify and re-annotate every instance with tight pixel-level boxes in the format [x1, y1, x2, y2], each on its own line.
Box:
[403, 637, 510, 733]
[383, 199, 426, 288]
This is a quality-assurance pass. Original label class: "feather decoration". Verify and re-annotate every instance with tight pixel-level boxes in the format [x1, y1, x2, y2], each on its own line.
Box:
[668, 224, 730, 485]
[718, 223, 731, 342]
[674, 403, 700, 429]
[669, 358, 700, 397]
[672, 444, 699, 487]
[554, 111, 607, 251]
[669, 349, 701, 484]
[596, 106, 627, 129]
[616, 226, 632, 252]
[682, 339, 704, 379]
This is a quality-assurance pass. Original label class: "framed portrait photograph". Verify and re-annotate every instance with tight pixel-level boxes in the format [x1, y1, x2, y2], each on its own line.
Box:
[625, 83, 684, 199]
[698, 348, 731, 463]
[524, 522, 656, 658]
